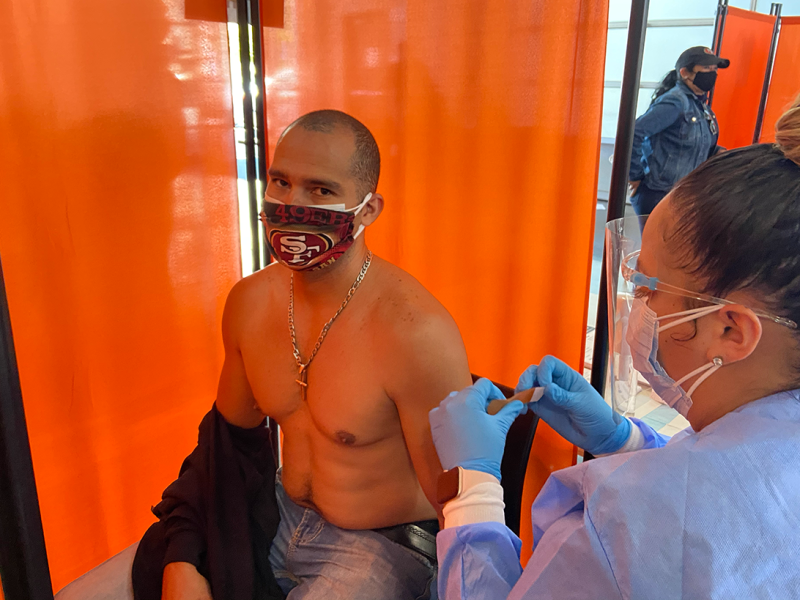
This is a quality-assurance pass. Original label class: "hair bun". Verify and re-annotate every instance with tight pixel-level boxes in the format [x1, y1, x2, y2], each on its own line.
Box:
[775, 95, 800, 167]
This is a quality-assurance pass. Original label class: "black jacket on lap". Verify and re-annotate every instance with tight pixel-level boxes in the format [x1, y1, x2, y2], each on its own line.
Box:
[132, 405, 285, 600]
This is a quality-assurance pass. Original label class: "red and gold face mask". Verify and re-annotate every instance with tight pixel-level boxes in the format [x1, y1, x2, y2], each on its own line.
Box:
[260, 194, 371, 271]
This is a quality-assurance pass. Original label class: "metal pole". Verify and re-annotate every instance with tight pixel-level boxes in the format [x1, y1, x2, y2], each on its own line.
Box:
[589, 0, 650, 441]
[753, 3, 782, 143]
[712, 1, 722, 54]
[248, 0, 270, 267]
[236, 0, 262, 272]
[245, 0, 279, 458]
[0, 256, 54, 600]
[709, 0, 729, 107]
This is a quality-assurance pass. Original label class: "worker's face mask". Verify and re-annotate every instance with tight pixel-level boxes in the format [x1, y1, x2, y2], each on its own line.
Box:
[626, 299, 724, 418]
[260, 194, 371, 271]
[692, 70, 717, 92]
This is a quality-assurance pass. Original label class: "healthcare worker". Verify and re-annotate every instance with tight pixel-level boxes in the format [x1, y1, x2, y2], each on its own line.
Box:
[629, 47, 729, 217]
[430, 98, 800, 599]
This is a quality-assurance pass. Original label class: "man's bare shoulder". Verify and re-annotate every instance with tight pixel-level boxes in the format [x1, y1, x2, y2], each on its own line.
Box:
[369, 256, 472, 405]
[222, 263, 287, 335]
[369, 256, 466, 353]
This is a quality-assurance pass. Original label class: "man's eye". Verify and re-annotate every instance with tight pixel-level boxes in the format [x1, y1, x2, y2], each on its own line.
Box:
[272, 178, 289, 188]
[312, 188, 333, 196]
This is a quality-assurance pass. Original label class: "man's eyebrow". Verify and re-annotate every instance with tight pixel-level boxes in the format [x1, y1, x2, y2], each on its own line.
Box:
[266, 169, 343, 193]
[303, 178, 343, 193]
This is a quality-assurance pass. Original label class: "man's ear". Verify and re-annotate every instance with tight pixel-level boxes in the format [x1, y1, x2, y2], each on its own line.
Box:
[708, 305, 763, 364]
[680, 66, 694, 81]
[360, 193, 384, 226]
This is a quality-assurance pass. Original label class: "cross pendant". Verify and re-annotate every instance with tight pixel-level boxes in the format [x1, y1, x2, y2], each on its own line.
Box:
[295, 364, 308, 402]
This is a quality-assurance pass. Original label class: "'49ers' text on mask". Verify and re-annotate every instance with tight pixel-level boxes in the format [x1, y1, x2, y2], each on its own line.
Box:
[260, 194, 371, 271]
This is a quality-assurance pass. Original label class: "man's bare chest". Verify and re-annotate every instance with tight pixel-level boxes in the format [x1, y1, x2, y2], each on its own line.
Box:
[238, 317, 401, 446]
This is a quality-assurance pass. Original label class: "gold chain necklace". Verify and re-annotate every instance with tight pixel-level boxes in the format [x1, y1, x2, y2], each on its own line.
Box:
[288, 251, 373, 401]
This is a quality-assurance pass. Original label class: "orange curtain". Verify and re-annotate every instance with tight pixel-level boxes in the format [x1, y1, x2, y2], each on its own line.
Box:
[760, 17, 800, 143]
[0, 0, 240, 590]
[713, 7, 777, 149]
[262, 0, 607, 562]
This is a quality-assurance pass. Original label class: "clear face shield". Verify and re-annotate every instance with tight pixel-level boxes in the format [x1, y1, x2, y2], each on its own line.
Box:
[605, 216, 797, 418]
[605, 216, 646, 417]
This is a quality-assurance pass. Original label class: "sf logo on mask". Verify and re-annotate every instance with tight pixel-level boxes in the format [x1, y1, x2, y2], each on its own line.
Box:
[270, 231, 333, 265]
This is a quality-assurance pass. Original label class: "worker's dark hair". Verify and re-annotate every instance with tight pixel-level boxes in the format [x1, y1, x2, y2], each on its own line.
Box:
[285, 110, 380, 198]
[667, 96, 800, 379]
[652, 69, 683, 103]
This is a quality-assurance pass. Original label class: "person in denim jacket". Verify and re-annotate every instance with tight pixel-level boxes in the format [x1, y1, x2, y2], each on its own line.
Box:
[629, 47, 730, 217]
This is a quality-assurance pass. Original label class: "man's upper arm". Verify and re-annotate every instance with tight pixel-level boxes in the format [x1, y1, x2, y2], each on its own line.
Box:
[387, 309, 473, 511]
[215, 280, 264, 428]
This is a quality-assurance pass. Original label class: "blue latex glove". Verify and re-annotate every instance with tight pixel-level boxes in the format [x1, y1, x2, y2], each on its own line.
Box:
[429, 378, 526, 481]
[516, 355, 631, 455]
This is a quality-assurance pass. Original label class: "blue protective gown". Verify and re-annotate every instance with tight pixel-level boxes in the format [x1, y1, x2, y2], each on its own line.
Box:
[437, 390, 800, 599]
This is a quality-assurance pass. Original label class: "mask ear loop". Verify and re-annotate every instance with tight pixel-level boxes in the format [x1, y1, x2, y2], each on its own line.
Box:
[350, 193, 373, 240]
[674, 356, 724, 397]
[657, 305, 726, 333]
[346, 192, 373, 215]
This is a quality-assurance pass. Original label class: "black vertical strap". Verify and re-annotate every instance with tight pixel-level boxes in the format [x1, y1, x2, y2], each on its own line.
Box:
[709, 0, 729, 107]
[589, 0, 650, 462]
[712, 0, 723, 52]
[236, 0, 262, 272]
[753, 3, 782, 143]
[0, 256, 54, 600]
[245, 0, 278, 461]
[247, 0, 270, 267]
[712, 0, 729, 54]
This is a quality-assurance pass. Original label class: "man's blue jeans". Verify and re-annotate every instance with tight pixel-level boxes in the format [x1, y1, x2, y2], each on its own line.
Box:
[269, 472, 438, 599]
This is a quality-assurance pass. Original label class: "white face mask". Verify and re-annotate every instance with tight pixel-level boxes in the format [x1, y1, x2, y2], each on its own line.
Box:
[626, 298, 725, 418]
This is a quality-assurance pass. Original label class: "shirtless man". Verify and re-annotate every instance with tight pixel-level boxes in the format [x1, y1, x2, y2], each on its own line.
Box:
[164, 110, 472, 599]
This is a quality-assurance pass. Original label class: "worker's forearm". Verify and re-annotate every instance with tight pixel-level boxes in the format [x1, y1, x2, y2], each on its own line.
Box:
[630, 417, 671, 449]
[437, 522, 523, 600]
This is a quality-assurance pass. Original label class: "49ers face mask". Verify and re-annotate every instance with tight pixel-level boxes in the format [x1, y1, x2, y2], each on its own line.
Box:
[260, 193, 371, 271]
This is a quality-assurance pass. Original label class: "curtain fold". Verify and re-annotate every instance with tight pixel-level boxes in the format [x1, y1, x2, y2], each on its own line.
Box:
[0, 0, 240, 589]
[263, 0, 607, 562]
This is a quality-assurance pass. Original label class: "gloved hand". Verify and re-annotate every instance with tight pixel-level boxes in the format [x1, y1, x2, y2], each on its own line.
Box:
[516, 356, 631, 455]
[429, 378, 526, 481]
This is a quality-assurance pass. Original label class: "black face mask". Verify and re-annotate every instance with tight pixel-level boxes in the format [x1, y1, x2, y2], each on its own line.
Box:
[692, 71, 717, 92]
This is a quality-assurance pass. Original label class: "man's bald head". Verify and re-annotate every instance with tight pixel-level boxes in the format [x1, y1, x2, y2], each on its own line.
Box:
[281, 110, 380, 199]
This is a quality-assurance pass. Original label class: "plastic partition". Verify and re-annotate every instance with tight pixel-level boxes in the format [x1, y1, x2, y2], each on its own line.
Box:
[261, 0, 606, 563]
[713, 7, 777, 149]
[760, 17, 800, 143]
[0, 0, 240, 591]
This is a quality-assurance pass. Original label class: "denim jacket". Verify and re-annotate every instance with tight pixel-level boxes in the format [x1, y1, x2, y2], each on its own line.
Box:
[629, 81, 720, 192]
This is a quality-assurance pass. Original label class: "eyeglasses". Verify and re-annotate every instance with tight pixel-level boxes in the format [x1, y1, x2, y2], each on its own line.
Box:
[622, 250, 797, 329]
